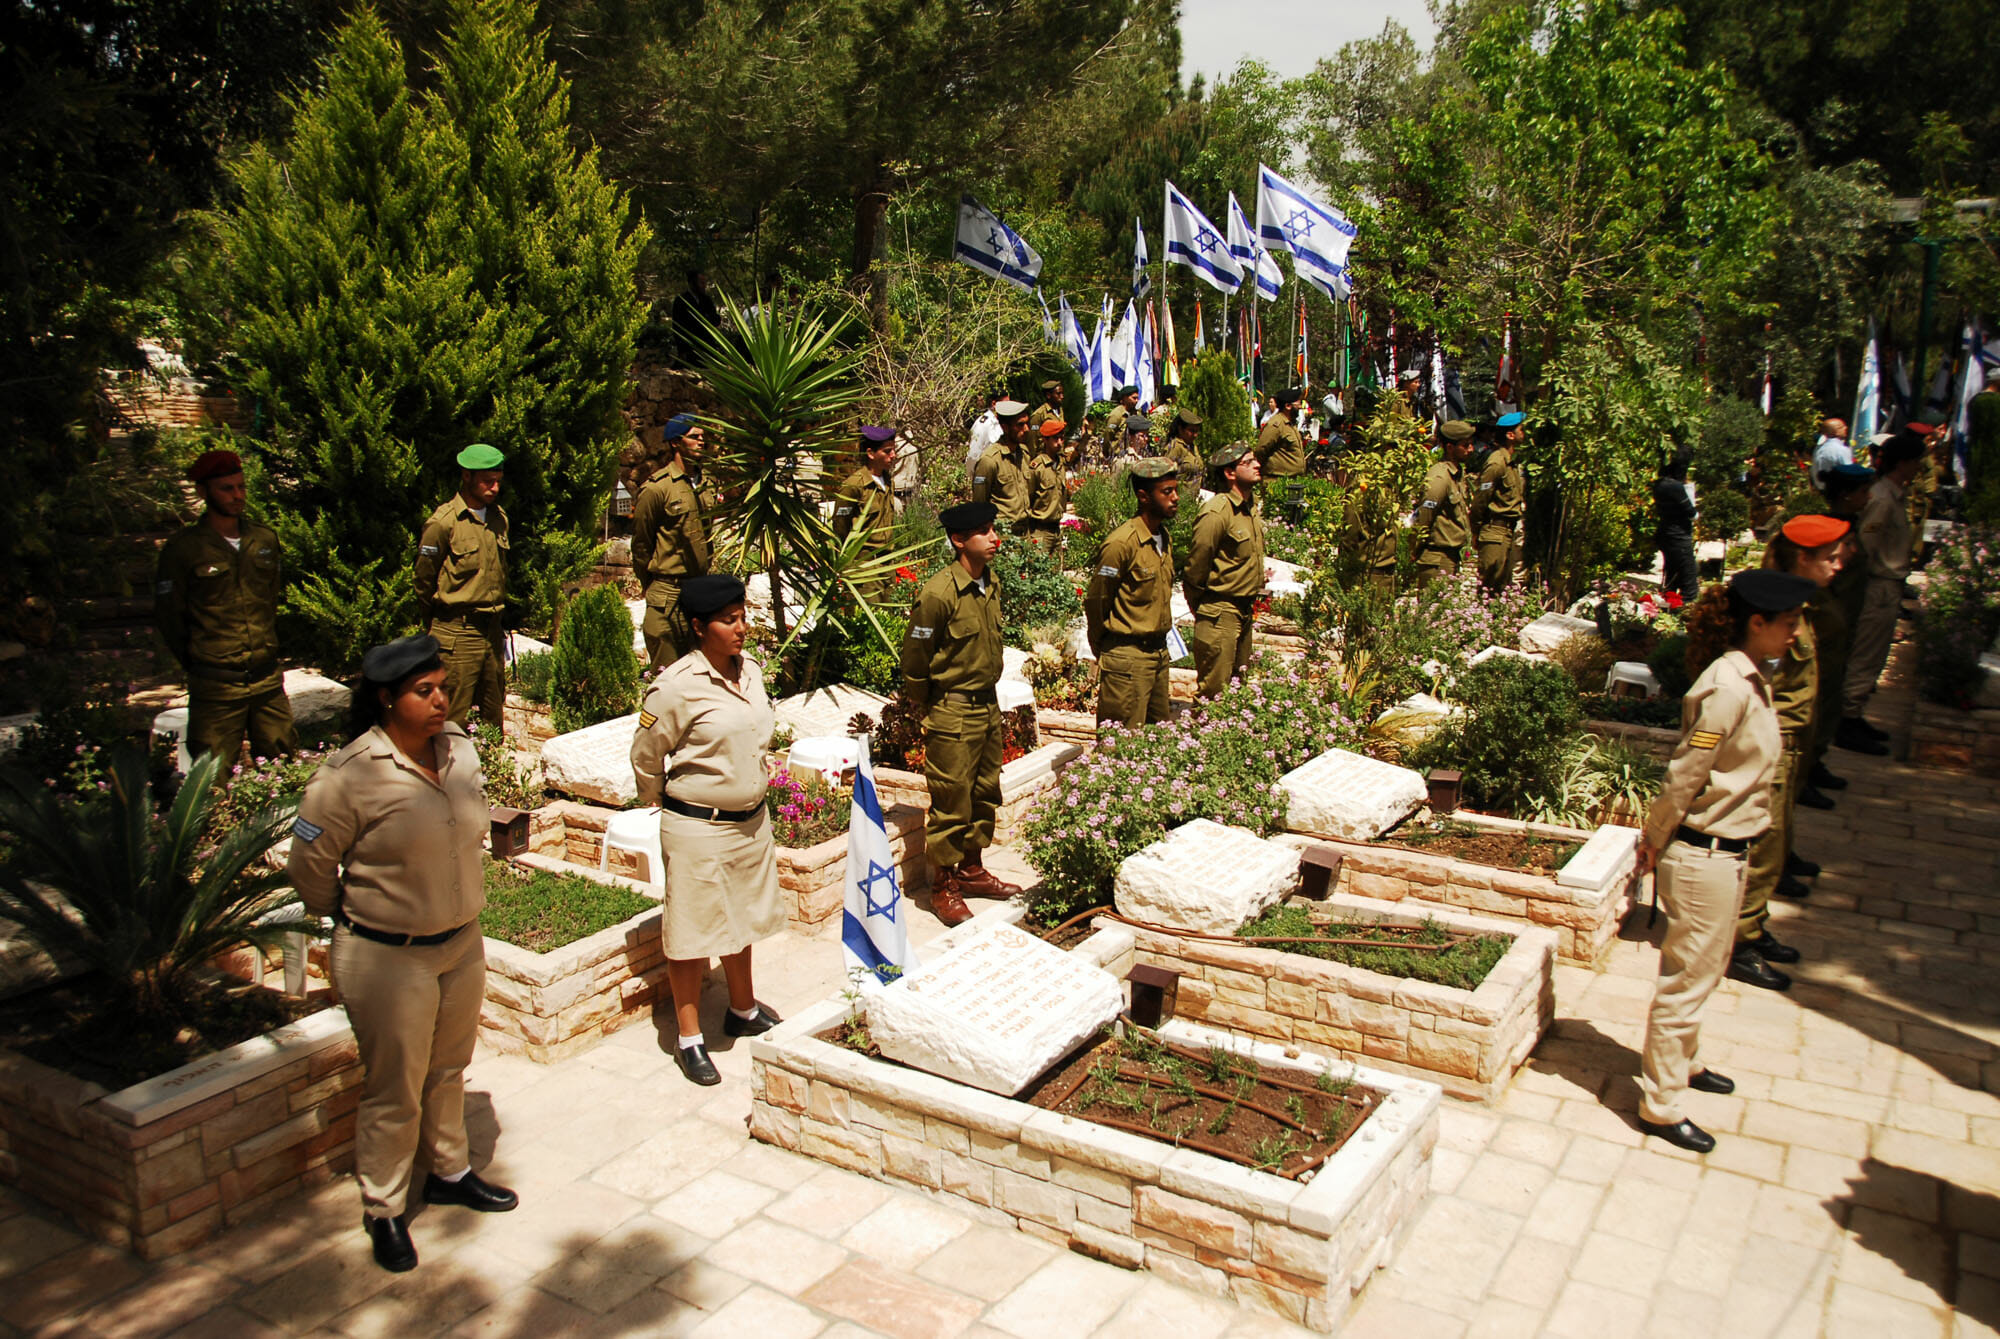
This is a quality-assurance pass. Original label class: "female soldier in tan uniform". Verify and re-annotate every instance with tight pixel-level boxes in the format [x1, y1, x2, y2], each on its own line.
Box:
[288, 634, 517, 1274]
[630, 574, 785, 1086]
[1632, 569, 1814, 1153]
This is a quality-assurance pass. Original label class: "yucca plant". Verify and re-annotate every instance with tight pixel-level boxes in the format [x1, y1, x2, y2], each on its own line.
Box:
[0, 745, 303, 1024]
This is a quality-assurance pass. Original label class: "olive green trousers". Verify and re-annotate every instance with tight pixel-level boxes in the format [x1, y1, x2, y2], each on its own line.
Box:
[434, 615, 505, 727]
[922, 697, 1002, 867]
[187, 679, 297, 763]
[1095, 644, 1172, 727]
[1191, 600, 1254, 698]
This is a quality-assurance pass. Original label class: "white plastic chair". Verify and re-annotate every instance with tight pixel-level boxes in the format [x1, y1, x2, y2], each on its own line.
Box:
[601, 807, 665, 885]
[1604, 661, 1663, 700]
[787, 735, 860, 788]
[151, 707, 194, 774]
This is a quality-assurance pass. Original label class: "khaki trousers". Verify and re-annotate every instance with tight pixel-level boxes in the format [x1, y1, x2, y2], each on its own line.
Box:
[1639, 842, 1747, 1125]
[1191, 600, 1255, 698]
[332, 922, 486, 1218]
[642, 577, 695, 671]
[435, 615, 506, 726]
[1096, 644, 1172, 726]
[922, 697, 1002, 867]
[1736, 745, 1799, 942]
[1841, 578, 1903, 716]
[187, 680, 297, 763]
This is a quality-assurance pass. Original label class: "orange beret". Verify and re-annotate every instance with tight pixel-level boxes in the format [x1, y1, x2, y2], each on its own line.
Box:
[187, 449, 242, 482]
[1780, 513, 1850, 547]
[1040, 418, 1066, 437]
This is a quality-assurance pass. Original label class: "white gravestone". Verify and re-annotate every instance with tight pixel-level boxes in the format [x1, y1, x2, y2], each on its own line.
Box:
[1114, 819, 1301, 935]
[1468, 644, 1543, 667]
[1280, 748, 1428, 843]
[541, 712, 642, 806]
[283, 669, 351, 728]
[1519, 613, 1600, 656]
[774, 685, 890, 739]
[868, 922, 1124, 1096]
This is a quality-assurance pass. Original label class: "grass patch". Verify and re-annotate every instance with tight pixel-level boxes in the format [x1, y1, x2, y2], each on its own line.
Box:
[1236, 904, 1511, 991]
[480, 860, 654, 953]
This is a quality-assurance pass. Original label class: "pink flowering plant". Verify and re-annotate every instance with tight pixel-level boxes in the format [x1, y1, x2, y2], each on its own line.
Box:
[765, 766, 848, 848]
[1022, 662, 1364, 920]
[1916, 525, 2000, 708]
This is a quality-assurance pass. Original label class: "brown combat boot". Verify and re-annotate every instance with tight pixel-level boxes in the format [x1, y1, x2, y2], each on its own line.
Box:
[955, 851, 1021, 900]
[930, 866, 974, 927]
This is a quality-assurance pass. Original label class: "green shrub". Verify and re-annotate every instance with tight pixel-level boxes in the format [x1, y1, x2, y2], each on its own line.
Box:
[1424, 657, 1583, 813]
[1695, 487, 1751, 542]
[1176, 350, 1254, 454]
[1647, 632, 1693, 699]
[1522, 734, 1664, 828]
[472, 720, 542, 810]
[1915, 526, 2000, 707]
[509, 649, 555, 703]
[548, 584, 642, 734]
[993, 533, 1081, 648]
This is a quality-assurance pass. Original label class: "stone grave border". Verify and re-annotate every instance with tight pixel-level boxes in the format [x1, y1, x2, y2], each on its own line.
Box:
[867, 740, 1082, 848]
[1119, 894, 1555, 1104]
[0, 1007, 361, 1260]
[748, 916, 1440, 1334]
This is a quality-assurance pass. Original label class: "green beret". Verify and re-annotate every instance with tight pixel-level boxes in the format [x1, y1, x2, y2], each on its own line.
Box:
[1174, 406, 1203, 429]
[1207, 444, 1251, 470]
[1129, 457, 1177, 483]
[1439, 420, 1475, 443]
[457, 443, 506, 470]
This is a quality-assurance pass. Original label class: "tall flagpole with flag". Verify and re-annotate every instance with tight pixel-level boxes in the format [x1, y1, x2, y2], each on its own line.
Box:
[1853, 320, 1882, 444]
[954, 195, 1042, 292]
[841, 736, 917, 987]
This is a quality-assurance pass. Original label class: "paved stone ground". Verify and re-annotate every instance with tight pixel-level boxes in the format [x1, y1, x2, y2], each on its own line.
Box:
[3, 646, 1998, 1338]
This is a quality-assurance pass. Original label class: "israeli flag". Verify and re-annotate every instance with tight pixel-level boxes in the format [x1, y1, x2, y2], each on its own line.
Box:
[1227, 192, 1282, 301]
[1132, 217, 1152, 302]
[1255, 163, 1357, 301]
[1164, 182, 1243, 295]
[955, 195, 1042, 293]
[842, 736, 918, 988]
[1853, 320, 1881, 444]
[1134, 303, 1156, 408]
[1087, 314, 1110, 403]
[1111, 302, 1138, 394]
[1060, 294, 1089, 377]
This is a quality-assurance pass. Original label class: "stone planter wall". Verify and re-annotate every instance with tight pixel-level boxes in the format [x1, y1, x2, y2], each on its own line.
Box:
[1910, 700, 2000, 778]
[480, 853, 667, 1063]
[748, 922, 1440, 1334]
[501, 692, 557, 750]
[1584, 718, 1679, 761]
[0, 1009, 360, 1260]
[869, 741, 1083, 848]
[1123, 896, 1555, 1103]
[1279, 815, 1640, 969]
[1035, 708, 1099, 751]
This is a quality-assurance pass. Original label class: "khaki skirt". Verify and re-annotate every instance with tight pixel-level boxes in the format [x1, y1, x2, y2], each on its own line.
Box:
[657, 805, 783, 959]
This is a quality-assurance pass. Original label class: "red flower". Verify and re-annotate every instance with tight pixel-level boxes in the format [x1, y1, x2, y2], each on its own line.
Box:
[895, 566, 919, 583]
[1664, 591, 1683, 609]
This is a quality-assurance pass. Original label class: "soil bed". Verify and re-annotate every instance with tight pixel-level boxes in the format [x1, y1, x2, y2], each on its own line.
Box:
[0, 975, 327, 1091]
[1375, 817, 1580, 876]
[481, 858, 654, 953]
[1235, 905, 1511, 991]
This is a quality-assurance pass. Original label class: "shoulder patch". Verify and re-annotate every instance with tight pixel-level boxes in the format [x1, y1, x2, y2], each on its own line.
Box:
[291, 816, 324, 843]
[910, 625, 934, 639]
[420, 544, 440, 556]
[156, 579, 173, 594]
[638, 709, 658, 729]
[1098, 564, 1121, 577]
[1688, 730, 1722, 749]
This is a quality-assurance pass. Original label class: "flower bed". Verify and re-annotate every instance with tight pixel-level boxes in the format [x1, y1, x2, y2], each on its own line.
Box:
[748, 919, 1440, 1334]
[0, 1008, 360, 1259]
[1122, 896, 1555, 1103]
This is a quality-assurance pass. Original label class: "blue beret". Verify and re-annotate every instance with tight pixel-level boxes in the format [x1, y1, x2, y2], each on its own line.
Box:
[663, 414, 695, 442]
[1495, 412, 1525, 428]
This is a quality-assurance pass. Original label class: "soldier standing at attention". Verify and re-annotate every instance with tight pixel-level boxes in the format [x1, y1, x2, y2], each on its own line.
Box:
[155, 449, 297, 762]
[1086, 458, 1180, 727]
[1160, 406, 1205, 494]
[1802, 463, 1875, 792]
[831, 425, 900, 575]
[1185, 443, 1265, 698]
[970, 400, 1032, 526]
[1019, 419, 1068, 556]
[1255, 387, 1307, 523]
[414, 444, 509, 727]
[900, 502, 1022, 927]
[1837, 433, 1924, 754]
[1411, 420, 1475, 586]
[1029, 379, 1065, 436]
[1473, 411, 1527, 592]
[631, 415, 712, 671]
[1100, 385, 1140, 462]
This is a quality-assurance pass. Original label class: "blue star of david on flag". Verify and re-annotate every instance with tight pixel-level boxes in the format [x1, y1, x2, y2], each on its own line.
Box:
[841, 736, 920, 987]
[858, 859, 901, 922]
[1256, 163, 1358, 302]
[1162, 180, 1243, 295]
[954, 195, 1042, 293]
[1194, 227, 1221, 255]
[987, 227, 1008, 258]
[1284, 208, 1315, 243]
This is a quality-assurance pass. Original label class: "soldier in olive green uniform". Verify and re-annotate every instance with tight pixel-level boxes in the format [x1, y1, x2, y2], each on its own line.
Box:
[1019, 419, 1069, 556]
[1029, 379, 1065, 437]
[1100, 386, 1140, 463]
[900, 502, 1021, 926]
[1411, 420, 1475, 586]
[1473, 411, 1527, 592]
[631, 415, 712, 670]
[1256, 387, 1308, 523]
[1086, 458, 1180, 727]
[970, 400, 1033, 526]
[154, 449, 298, 762]
[832, 425, 900, 588]
[413, 444, 510, 727]
[1160, 406, 1205, 494]
[1802, 464, 1872, 800]
[1185, 444, 1265, 698]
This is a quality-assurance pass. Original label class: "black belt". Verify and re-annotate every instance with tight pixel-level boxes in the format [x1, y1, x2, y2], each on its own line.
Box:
[939, 688, 998, 705]
[189, 659, 278, 685]
[1100, 632, 1168, 652]
[1673, 826, 1751, 854]
[336, 911, 472, 948]
[662, 794, 763, 823]
[434, 609, 504, 625]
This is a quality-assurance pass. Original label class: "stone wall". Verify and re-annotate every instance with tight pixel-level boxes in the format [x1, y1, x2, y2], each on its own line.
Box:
[870, 741, 1082, 848]
[501, 692, 557, 750]
[1583, 718, 1678, 761]
[0, 1010, 360, 1259]
[1124, 896, 1555, 1103]
[1910, 701, 2000, 778]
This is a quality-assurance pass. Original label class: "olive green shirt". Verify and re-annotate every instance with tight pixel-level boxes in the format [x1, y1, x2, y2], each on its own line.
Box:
[630, 461, 711, 581]
[1768, 610, 1818, 733]
[1029, 401, 1061, 435]
[1161, 439, 1203, 485]
[1413, 460, 1470, 551]
[1024, 451, 1067, 525]
[154, 517, 284, 686]
[1184, 491, 1265, 602]
[831, 466, 895, 555]
[1101, 405, 1131, 457]
[1474, 446, 1526, 532]
[415, 496, 510, 622]
[970, 441, 1031, 524]
[900, 563, 1003, 709]
[1085, 517, 1174, 651]
[1256, 416, 1307, 477]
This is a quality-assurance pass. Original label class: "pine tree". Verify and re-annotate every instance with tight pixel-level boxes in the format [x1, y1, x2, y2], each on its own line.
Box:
[1177, 351, 1254, 453]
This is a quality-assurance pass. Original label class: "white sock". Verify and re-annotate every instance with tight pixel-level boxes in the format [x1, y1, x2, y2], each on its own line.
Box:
[731, 1005, 760, 1021]
[678, 1032, 704, 1050]
[437, 1167, 468, 1183]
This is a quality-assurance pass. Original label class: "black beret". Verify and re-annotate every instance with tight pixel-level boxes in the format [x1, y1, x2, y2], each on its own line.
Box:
[1274, 387, 1303, 408]
[361, 633, 442, 685]
[680, 573, 747, 618]
[939, 501, 997, 534]
[1730, 569, 1815, 613]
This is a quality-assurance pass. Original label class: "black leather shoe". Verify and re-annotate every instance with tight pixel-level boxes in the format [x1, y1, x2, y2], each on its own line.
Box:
[1638, 1117, 1716, 1153]
[423, 1170, 518, 1213]
[1747, 931, 1801, 964]
[364, 1214, 417, 1272]
[723, 1003, 783, 1038]
[1775, 876, 1812, 900]
[1809, 765, 1847, 791]
[1689, 1069, 1735, 1095]
[1785, 853, 1820, 879]
[1835, 722, 1889, 756]
[676, 1042, 721, 1086]
[1797, 786, 1836, 810]
[1727, 946, 1792, 991]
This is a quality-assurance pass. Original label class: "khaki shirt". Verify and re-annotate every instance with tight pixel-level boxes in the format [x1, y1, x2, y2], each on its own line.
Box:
[1413, 460, 1470, 550]
[630, 652, 773, 812]
[970, 442, 1031, 523]
[1025, 451, 1067, 524]
[1086, 517, 1174, 650]
[831, 467, 895, 555]
[1474, 446, 1525, 534]
[1858, 477, 1911, 582]
[287, 724, 487, 936]
[415, 497, 509, 622]
[154, 517, 284, 685]
[1256, 416, 1306, 477]
[631, 462, 711, 581]
[900, 563, 1003, 708]
[1642, 649, 1780, 850]
[1184, 491, 1265, 602]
